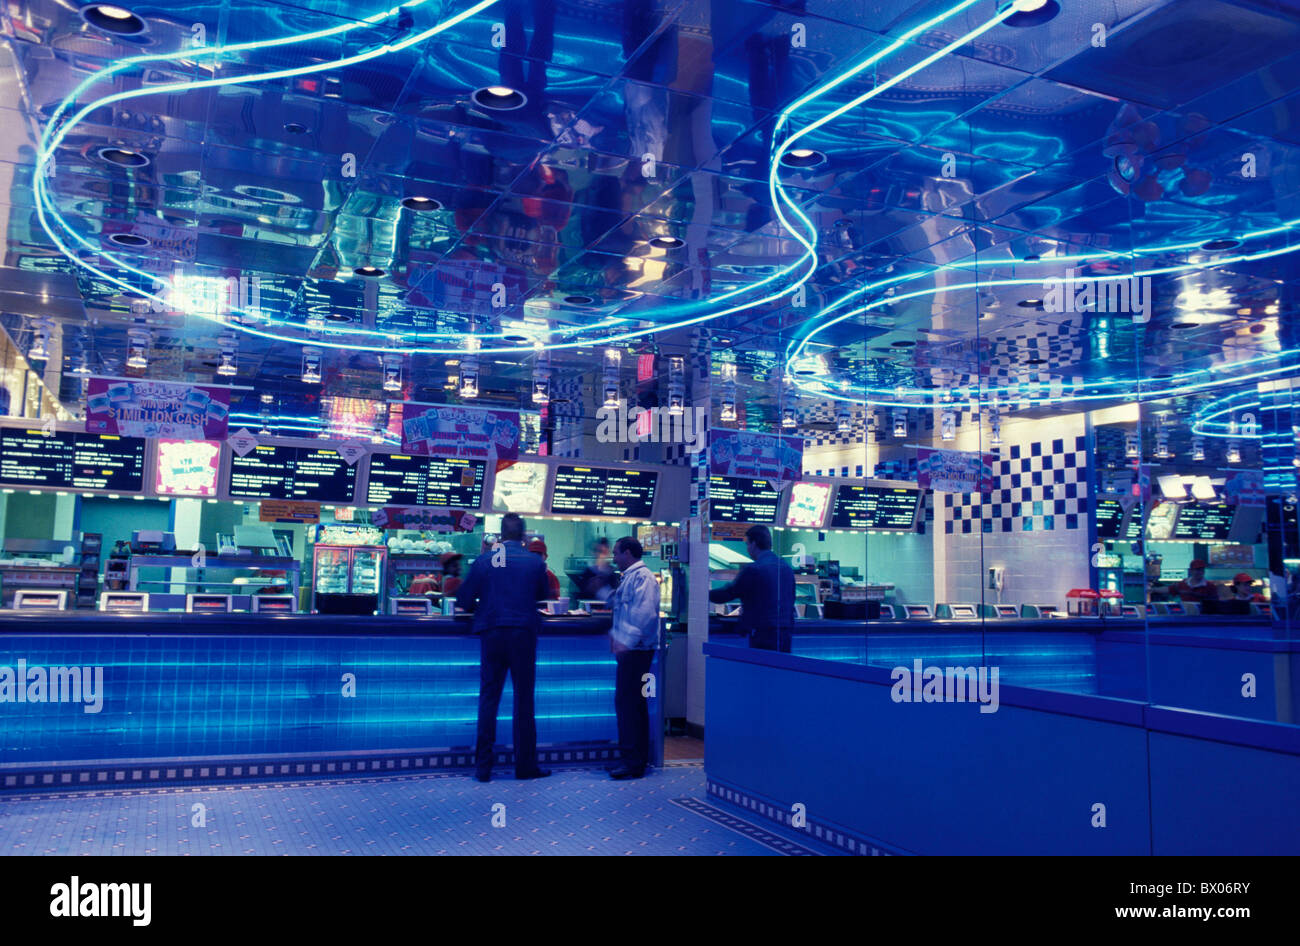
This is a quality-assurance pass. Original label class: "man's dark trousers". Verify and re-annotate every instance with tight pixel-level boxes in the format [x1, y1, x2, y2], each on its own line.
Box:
[476, 626, 540, 777]
[614, 649, 655, 771]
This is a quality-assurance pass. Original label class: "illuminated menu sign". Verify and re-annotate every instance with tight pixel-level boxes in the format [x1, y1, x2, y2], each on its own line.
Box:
[1125, 506, 1143, 541]
[1172, 503, 1236, 541]
[1095, 499, 1124, 540]
[830, 485, 920, 529]
[365, 454, 485, 507]
[830, 485, 872, 528]
[550, 466, 657, 518]
[0, 428, 145, 491]
[866, 486, 921, 529]
[709, 475, 780, 524]
[229, 445, 357, 503]
[785, 481, 832, 529]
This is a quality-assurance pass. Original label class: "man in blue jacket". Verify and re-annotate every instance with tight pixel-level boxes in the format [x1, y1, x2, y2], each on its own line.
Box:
[708, 524, 796, 652]
[457, 513, 551, 782]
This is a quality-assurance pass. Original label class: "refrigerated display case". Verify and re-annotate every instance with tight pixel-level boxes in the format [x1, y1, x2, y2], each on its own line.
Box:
[312, 545, 386, 614]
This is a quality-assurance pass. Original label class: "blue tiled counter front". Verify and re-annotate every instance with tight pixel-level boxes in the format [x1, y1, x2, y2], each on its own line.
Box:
[0, 614, 651, 788]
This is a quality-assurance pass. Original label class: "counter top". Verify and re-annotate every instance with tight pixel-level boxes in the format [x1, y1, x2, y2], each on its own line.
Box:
[0, 611, 614, 636]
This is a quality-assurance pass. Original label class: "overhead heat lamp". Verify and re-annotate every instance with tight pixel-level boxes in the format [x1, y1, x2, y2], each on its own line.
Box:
[301, 347, 322, 384]
[603, 348, 622, 409]
[382, 354, 403, 393]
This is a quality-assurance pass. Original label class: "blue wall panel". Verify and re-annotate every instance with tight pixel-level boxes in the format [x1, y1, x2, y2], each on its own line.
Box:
[1148, 732, 1300, 855]
[705, 646, 1151, 855]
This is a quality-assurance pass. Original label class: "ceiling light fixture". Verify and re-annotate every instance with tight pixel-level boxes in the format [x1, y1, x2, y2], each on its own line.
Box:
[1201, 239, 1241, 251]
[472, 86, 527, 111]
[283, 122, 309, 135]
[107, 232, 150, 248]
[81, 4, 147, 36]
[780, 148, 828, 170]
[301, 347, 322, 384]
[648, 236, 684, 249]
[353, 266, 385, 278]
[999, 0, 1060, 28]
[96, 146, 149, 168]
[401, 196, 442, 211]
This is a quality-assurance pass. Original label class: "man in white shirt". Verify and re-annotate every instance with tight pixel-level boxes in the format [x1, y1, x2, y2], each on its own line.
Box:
[608, 536, 660, 780]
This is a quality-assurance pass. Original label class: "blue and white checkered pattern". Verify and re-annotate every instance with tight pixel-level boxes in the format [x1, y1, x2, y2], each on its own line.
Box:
[945, 435, 1089, 533]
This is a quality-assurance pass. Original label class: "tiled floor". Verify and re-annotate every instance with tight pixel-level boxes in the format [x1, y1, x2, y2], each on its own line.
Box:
[0, 761, 819, 856]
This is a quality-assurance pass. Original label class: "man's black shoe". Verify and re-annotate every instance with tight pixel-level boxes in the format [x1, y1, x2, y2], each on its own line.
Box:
[609, 767, 645, 780]
[473, 770, 491, 783]
[515, 768, 552, 780]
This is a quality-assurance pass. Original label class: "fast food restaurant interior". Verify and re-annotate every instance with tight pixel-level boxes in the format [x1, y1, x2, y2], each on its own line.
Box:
[0, 0, 1297, 858]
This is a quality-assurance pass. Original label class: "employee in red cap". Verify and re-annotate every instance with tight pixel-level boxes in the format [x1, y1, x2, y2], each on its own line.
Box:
[438, 552, 464, 597]
[1227, 573, 1265, 603]
[1171, 559, 1221, 604]
[528, 538, 562, 600]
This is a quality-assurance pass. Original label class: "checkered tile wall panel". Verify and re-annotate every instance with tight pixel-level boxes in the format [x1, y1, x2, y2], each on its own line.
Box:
[944, 435, 1089, 534]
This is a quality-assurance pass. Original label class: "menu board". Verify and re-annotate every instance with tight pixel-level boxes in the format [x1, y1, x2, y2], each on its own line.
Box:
[709, 475, 780, 524]
[228, 445, 356, 503]
[550, 465, 657, 518]
[785, 481, 832, 529]
[1171, 503, 1236, 541]
[830, 484, 871, 528]
[0, 428, 145, 491]
[1125, 506, 1143, 541]
[365, 454, 485, 508]
[1095, 499, 1124, 540]
[492, 461, 547, 513]
[866, 486, 921, 529]
[602, 469, 657, 518]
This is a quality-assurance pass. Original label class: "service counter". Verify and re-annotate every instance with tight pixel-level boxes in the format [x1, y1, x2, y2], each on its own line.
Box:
[0, 611, 659, 792]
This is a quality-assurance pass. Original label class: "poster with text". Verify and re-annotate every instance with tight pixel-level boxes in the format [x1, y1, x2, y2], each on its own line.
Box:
[708, 429, 803, 484]
[916, 447, 994, 493]
[399, 403, 520, 462]
[86, 378, 231, 440]
[154, 439, 220, 497]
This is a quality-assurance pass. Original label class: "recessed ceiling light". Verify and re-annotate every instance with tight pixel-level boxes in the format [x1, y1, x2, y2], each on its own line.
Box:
[401, 196, 442, 211]
[353, 266, 385, 278]
[472, 86, 527, 111]
[1018, 299, 1044, 308]
[1201, 239, 1241, 251]
[1000, 0, 1060, 28]
[891, 340, 915, 348]
[648, 236, 683, 249]
[283, 121, 310, 135]
[1170, 321, 1197, 330]
[107, 232, 149, 247]
[1022, 253, 1041, 262]
[326, 312, 353, 322]
[780, 148, 827, 169]
[503, 334, 530, 343]
[81, 4, 147, 36]
[97, 146, 149, 168]
[1024, 357, 1047, 365]
[563, 294, 595, 306]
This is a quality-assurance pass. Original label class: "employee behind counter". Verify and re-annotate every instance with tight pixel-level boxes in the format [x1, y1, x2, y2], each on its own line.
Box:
[1168, 560, 1265, 614]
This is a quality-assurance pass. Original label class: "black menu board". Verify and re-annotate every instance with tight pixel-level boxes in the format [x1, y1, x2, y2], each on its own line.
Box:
[866, 486, 921, 529]
[550, 465, 657, 517]
[1172, 503, 1236, 541]
[708, 475, 780, 523]
[228, 445, 357, 502]
[1125, 507, 1143, 541]
[1095, 499, 1124, 540]
[601, 469, 656, 518]
[0, 428, 145, 491]
[830, 485, 871, 528]
[365, 454, 485, 507]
